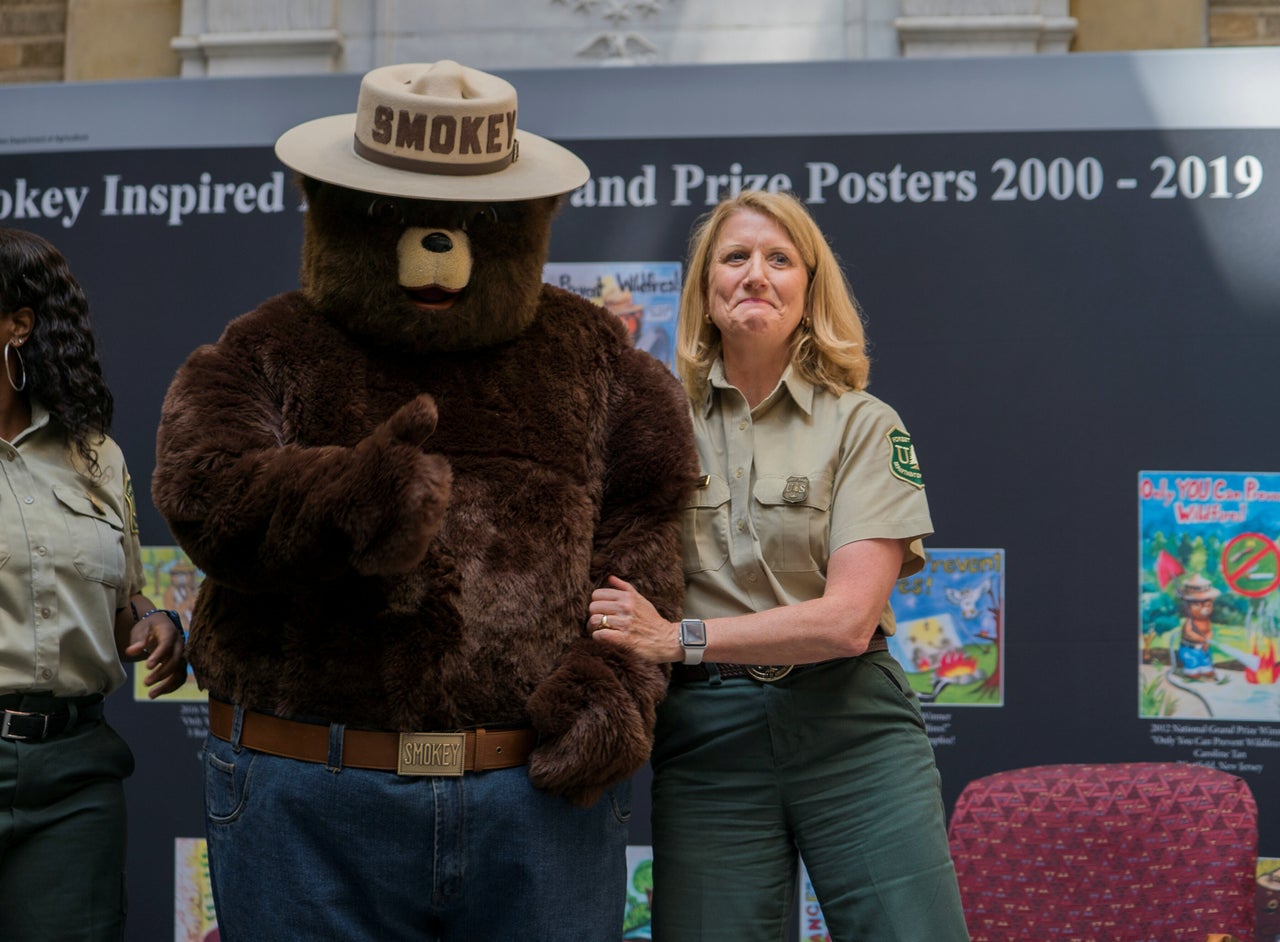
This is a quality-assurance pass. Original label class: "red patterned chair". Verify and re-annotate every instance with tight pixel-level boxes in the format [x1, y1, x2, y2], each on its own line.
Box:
[947, 762, 1258, 942]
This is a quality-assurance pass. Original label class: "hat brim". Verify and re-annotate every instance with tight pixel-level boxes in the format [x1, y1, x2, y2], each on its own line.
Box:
[275, 113, 590, 202]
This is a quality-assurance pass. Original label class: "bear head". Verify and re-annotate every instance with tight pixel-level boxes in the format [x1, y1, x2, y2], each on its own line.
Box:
[298, 176, 560, 354]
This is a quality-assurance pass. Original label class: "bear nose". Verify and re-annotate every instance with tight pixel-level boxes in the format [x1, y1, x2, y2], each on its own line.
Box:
[422, 232, 453, 253]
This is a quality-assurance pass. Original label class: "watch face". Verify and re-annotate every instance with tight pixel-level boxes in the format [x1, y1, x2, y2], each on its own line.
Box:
[681, 619, 707, 647]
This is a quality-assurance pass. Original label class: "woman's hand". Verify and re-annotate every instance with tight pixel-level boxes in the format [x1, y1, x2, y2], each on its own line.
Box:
[588, 575, 682, 664]
[590, 538, 908, 668]
[116, 601, 189, 698]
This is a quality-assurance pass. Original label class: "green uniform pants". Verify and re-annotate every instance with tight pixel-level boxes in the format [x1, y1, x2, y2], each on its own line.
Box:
[651, 651, 970, 942]
[0, 715, 134, 942]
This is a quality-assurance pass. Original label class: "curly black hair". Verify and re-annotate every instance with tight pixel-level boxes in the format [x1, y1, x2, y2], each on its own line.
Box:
[0, 228, 113, 477]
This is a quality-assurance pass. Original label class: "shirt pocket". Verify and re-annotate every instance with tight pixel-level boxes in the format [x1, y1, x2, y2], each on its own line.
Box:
[681, 474, 731, 575]
[54, 485, 128, 587]
[753, 472, 833, 572]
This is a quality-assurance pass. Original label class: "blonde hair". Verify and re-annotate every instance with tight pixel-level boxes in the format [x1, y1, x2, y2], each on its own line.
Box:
[674, 190, 870, 400]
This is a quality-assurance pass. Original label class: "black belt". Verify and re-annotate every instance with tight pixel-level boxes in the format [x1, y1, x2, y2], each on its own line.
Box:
[672, 628, 889, 684]
[0, 692, 105, 742]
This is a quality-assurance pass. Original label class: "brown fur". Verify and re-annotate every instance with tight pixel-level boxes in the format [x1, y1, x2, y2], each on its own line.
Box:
[152, 179, 698, 804]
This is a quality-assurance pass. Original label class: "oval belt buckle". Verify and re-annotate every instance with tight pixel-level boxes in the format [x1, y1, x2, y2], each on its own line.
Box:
[747, 665, 794, 682]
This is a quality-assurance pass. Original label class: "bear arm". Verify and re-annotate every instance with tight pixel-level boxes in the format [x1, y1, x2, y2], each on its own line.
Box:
[153, 346, 451, 592]
[524, 352, 697, 807]
[525, 637, 668, 807]
[590, 348, 701, 619]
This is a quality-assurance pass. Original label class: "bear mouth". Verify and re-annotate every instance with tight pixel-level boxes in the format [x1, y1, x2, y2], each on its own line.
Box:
[403, 284, 462, 310]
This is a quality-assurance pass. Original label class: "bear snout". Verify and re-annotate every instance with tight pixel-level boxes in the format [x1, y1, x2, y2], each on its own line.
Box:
[398, 226, 472, 309]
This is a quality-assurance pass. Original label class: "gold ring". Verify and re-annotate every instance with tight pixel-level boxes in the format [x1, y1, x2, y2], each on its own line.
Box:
[600, 615, 610, 629]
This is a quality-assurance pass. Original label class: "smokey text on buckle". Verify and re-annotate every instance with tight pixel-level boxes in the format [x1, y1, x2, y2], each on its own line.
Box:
[398, 732, 466, 776]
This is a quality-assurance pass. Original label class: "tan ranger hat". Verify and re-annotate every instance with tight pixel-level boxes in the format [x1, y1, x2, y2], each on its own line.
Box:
[275, 60, 589, 202]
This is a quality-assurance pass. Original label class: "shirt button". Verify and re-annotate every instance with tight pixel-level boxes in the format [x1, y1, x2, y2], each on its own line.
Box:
[41, 608, 51, 618]
[738, 420, 747, 431]
[36, 545, 47, 556]
[23, 495, 34, 504]
[737, 520, 746, 532]
[734, 468, 744, 479]
[40, 669, 52, 680]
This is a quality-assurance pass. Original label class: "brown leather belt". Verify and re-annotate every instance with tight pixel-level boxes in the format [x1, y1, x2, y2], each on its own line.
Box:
[207, 698, 536, 776]
[672, 628, 889, 684]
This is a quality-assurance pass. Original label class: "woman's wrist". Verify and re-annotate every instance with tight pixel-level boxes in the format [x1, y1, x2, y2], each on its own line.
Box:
[140, 608, 185, 643]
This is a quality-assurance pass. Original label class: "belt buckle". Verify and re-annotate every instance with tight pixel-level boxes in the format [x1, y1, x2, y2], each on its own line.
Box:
[397, 731, 466, 777]
[0, 709, 47, 742]
[746, 665, 794, 682]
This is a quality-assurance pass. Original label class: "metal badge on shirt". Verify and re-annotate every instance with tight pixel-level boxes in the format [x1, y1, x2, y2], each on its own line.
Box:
[782, 476, 809, 503]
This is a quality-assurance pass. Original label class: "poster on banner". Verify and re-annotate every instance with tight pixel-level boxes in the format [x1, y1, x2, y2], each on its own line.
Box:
[1139, 471, 1280, 721]
[623, 845, 655, 939]
[888, 548, 1005, 707]
[132, 546, 206, 701]
[542, 261, 681, 372]
[1260, 857, 1280, 941]
[798, 860, 829, 941]
[174, 838, 219, 942]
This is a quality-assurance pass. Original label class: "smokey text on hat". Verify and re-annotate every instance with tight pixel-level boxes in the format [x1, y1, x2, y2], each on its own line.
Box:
[353, 61, 520, 177]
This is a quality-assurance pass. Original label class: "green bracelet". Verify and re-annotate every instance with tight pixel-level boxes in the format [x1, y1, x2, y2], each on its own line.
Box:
[141, 608, 185, 642]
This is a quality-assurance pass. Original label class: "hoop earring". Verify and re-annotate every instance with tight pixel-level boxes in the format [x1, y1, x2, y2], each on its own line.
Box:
[4, 340, 26, 392]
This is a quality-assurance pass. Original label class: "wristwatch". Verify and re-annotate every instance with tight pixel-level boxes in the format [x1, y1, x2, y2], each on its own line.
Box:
[142, 608, 185, 643]
[679, 619, 707, 665]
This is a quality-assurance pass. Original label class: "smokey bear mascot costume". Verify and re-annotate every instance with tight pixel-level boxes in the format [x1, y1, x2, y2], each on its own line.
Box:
[152, 61, 697, 941]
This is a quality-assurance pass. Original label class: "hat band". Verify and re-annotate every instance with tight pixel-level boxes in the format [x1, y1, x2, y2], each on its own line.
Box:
[353, 135, 518, 177]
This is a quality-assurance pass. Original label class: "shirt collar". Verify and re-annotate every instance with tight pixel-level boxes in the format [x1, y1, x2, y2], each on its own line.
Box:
[11, 399, 51, 446]
[702, 359, 816, 418]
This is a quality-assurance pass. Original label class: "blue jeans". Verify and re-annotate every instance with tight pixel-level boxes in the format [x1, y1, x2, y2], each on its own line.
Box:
[203, 729, 631, 941]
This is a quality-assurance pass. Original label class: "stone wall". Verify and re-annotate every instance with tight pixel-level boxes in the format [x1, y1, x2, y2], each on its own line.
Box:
[1070, 0, 1205, 50]
[65, 0, 181, 81]
[0, 0, 67, 83]
[1209, 0, 1280, 45]
[2, 1, 1280, 85]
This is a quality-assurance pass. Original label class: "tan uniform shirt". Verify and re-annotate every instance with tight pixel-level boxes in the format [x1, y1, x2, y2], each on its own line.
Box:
[0, 402, 144, 696]
[681, 361, 932, 636]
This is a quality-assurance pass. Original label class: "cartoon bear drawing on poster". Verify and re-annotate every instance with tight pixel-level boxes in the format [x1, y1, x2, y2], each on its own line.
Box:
[151, 61, 697, 940]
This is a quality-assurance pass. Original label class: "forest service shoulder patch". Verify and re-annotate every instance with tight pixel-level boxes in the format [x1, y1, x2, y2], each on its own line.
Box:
[124, 469, 140, 533]
[886, 427, 924, 489]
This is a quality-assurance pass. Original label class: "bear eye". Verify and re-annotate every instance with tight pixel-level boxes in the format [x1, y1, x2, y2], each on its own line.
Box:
[463, 205, 500, 231]
[367, 198, 405, 225]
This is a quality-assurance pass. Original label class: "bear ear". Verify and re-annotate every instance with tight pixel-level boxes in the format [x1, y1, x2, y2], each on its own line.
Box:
[301, 177, 362, 217]
[299, 174, 324, 205]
